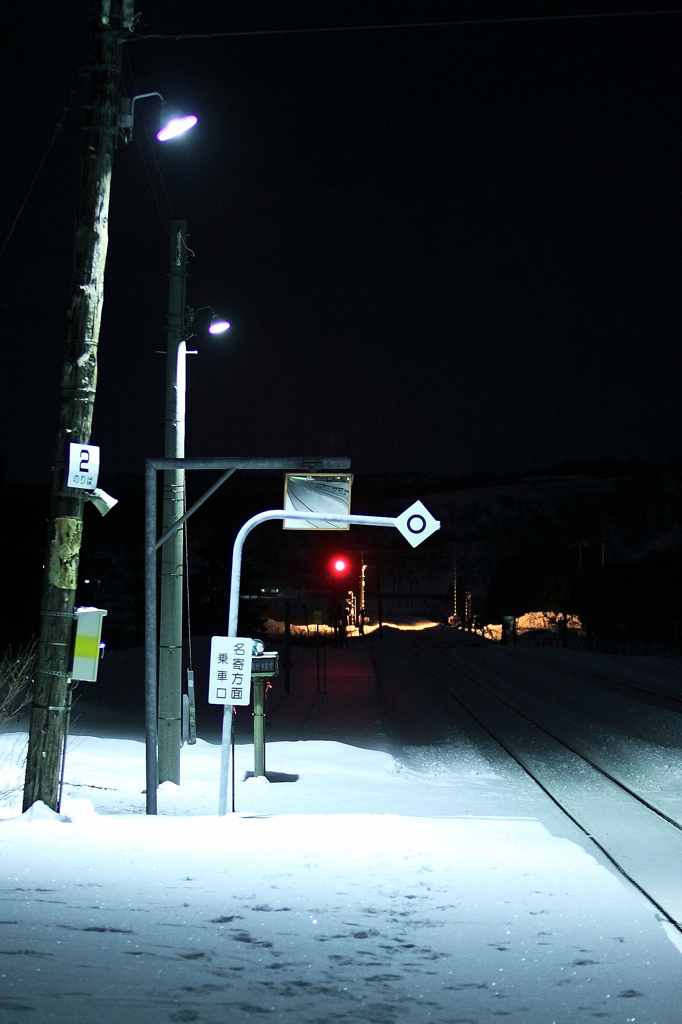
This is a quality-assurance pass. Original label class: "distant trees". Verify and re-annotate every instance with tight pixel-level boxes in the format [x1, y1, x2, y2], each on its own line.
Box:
[5, 465, 681, 655]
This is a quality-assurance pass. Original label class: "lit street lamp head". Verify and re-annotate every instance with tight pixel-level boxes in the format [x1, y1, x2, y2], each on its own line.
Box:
[188, 306, 231, 337]
[208, 313, 230, 335]
[157, 115, 198, 142]
[118, 93, 197, 144]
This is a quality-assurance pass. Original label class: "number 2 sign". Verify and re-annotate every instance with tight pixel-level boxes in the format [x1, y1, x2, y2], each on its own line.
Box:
[67, 443, 100, 490]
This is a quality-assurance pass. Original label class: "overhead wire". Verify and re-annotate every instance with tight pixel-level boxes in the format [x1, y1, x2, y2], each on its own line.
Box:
[6, 6, 678, 260]
[0, 79, 81, 264]
[128, 8, 682, 43]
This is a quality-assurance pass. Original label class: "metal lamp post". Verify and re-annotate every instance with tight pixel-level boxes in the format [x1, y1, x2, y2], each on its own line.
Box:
[157, 220, 230, 784]
[157, 220, 188, 784]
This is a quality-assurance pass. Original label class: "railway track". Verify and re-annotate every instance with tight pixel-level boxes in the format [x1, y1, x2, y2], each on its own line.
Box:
[506, 645, 682, 716]
[411, 636, 682, 934]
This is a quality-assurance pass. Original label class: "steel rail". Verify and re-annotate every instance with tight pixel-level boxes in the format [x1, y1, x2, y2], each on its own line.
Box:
[409, 635, 682, 935]
[437, 647, 682, 831]
[506, 646, 682, 715]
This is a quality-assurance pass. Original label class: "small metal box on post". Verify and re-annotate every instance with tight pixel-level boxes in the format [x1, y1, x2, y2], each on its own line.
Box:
[251, 652, 279, 778]
[57, 606, 107, 812]
[72, 607, 108, 681]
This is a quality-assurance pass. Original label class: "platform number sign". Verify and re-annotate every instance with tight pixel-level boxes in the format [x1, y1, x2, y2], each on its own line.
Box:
[67, 443, 100, 490]
[208, 636, 253, 706]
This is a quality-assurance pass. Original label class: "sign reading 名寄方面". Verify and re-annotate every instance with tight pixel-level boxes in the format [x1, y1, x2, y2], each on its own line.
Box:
[208, 636, 253, 706]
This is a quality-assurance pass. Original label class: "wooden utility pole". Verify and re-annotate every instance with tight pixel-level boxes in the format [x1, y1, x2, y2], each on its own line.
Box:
[23, 0, 134, 812]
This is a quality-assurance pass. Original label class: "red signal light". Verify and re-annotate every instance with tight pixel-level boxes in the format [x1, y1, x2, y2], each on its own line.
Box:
[327, 554, 353, 589]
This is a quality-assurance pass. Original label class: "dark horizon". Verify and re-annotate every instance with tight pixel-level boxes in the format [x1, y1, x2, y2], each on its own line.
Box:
[2, 1, 681, 484]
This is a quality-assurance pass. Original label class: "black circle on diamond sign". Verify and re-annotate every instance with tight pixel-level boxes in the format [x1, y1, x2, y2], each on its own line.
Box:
[407, 514, 426, 534]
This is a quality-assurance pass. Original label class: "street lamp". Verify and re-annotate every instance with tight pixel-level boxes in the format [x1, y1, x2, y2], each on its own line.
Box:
[208, 312, 231, 335]
[157, 115, 198, 142]
[117, 92, 198, 144]
[166, 304, 231, 460]
[189, 306, 231, 336]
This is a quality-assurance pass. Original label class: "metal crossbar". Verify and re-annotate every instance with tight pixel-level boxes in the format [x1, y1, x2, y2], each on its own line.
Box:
[144, 456, 351, 814]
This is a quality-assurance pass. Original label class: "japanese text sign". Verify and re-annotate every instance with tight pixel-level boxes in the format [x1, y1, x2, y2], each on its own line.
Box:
[208, 636, 253, 706]
[67, 443, 100, 490]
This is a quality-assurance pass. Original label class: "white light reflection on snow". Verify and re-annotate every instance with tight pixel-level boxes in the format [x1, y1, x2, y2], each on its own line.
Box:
[0, 734, 680, 1020]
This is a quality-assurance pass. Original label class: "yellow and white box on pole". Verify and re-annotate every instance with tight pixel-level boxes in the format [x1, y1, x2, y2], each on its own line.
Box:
[71, 607, 107, 682]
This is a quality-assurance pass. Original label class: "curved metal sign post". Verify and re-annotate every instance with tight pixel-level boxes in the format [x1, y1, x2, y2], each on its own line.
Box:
[218, 501, 441, 815]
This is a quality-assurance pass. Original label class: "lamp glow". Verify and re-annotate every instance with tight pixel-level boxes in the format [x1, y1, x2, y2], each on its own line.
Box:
[333, 559, 347, 573]
[208, 314, 231, 335]
[157, 115, 198, 141]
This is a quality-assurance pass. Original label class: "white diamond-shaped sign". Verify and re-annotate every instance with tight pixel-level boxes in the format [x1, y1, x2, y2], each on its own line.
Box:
[394, 500, 441, 548]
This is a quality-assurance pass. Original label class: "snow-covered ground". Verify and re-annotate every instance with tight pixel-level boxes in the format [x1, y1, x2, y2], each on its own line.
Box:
[1, 723, 681, 1023]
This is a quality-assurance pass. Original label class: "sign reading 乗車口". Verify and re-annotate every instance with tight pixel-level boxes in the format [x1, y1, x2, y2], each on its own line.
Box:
[208, 636, 253, 705]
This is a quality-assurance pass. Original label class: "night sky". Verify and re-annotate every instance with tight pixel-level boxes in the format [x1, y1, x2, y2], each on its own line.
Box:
[2, 1, 681, 485]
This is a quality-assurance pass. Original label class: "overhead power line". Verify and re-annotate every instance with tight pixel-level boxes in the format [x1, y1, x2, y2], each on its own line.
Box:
[0, 83, 80, 264]
[129, 8, 682, 43]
